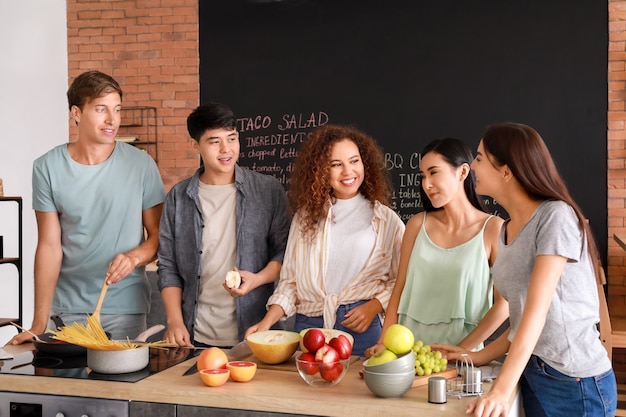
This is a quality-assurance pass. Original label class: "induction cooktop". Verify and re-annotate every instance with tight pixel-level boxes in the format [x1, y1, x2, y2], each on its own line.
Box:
[0, 346, 194, 383]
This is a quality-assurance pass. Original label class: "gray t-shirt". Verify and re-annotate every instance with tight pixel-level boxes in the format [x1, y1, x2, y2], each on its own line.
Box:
[494, 200, 611, 377]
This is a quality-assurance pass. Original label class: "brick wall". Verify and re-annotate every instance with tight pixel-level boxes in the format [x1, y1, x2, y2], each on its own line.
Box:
[610, 0, 626, 383]
[66, 0, 200, 191]
[610, 0, 626, 320]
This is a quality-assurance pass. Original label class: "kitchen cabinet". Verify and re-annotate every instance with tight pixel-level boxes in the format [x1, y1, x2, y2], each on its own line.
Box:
[177, 405, 320, 417]
[0, 196, 22, 329]
[130, 401, 176, 417]
[118, 106, 159, 162]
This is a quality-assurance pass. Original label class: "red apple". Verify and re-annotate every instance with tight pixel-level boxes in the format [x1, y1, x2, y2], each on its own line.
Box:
[315, 344, 339, 364]
[298, 352, 319, 375]
[320, 362, 344, 382]
[329, 334, 352, 359]
[302, 328, 325, 353]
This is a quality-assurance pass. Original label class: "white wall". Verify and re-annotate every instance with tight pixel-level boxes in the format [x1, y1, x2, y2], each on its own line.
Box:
[0, 1, 68, 344]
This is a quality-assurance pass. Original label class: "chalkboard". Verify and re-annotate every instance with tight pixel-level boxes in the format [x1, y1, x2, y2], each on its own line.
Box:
[199, 0, 608, 260]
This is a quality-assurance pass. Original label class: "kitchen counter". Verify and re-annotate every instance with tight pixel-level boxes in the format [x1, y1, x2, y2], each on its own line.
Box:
[0, 343, 523, 416]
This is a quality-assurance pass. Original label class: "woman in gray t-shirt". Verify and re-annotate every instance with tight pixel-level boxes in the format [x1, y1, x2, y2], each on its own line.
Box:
[433, 123, 616, 417]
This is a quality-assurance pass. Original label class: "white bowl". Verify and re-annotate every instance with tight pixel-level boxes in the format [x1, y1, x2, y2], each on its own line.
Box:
[363, 368, 415, 398]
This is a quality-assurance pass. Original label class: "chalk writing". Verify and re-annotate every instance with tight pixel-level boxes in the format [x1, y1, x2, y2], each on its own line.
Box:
[278, 112, 329, 131]
[238, 119, 503, 223]
[237, 110, 328, 188]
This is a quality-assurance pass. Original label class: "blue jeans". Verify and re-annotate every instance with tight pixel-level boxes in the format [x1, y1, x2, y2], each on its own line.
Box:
[294, 300, 382, 357]
[521, 355, 617, 417]
[51, 312, 146, 341]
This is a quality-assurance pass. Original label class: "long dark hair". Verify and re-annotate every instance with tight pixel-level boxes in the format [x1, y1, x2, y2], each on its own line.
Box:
[481, 122, 599, 264]
[419, 138, 488, 213]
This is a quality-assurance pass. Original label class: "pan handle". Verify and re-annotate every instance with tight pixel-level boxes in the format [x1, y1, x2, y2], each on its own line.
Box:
[135, 324, 165, 342]
[50, 315, 65, 330]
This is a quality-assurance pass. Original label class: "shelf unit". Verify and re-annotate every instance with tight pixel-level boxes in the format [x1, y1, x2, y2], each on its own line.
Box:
[117, 106, 158, 162]
[0, 196, 22, 329]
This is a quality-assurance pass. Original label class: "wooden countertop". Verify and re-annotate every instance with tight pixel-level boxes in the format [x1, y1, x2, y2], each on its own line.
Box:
[615, 234, 626, 252]
[0, 344, 522, 417]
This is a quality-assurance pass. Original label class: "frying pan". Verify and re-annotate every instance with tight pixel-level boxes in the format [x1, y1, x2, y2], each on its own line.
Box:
[33, 332, 86, 356]
[31, 315, 110, 356]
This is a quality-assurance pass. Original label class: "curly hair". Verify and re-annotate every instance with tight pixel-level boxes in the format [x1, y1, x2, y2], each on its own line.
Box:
[288, 124, 393, 239]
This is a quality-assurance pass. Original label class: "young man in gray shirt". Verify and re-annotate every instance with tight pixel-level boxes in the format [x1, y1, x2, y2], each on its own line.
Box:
[157, 103, 290, 347]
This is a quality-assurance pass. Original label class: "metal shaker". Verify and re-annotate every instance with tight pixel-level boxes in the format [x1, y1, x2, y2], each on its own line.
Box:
[428, 376, 447, 404]
[464, 368, 482, 394]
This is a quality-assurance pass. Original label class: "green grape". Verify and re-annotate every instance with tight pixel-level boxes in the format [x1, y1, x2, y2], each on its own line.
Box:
[413, 341, 447, 375]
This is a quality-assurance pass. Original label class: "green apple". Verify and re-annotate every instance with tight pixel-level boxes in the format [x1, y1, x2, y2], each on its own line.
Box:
[367, 349, 397, 366]
[383, 324, 415, 355]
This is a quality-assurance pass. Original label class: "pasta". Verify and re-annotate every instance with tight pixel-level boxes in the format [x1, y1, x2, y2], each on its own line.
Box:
[50, 315, 172, 351]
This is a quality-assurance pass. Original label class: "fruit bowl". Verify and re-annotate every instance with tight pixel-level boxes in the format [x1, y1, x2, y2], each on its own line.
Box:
[246, 330, 300, 364]
[363, 350, 415, 374]
[363, 368, 415, 398]
[296, 354, 350, 387]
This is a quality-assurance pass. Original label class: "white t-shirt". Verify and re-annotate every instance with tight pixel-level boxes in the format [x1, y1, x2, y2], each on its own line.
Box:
[326, 194, 375, 295]
[194, 181, 238, 346]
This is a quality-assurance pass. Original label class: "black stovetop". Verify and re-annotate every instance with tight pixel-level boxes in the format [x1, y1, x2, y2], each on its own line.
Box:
[0, 346, 194, 383]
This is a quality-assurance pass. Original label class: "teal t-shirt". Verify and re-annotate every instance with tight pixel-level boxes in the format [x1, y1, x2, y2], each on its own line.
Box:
[32, 142, 165, 315]
[397, 213, 493, 346]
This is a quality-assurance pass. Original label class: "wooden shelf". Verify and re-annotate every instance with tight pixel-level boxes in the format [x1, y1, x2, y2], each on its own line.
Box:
[0, 197, 22, 329]
[0, 318, 19, 327]
[0, 257, 20, 264]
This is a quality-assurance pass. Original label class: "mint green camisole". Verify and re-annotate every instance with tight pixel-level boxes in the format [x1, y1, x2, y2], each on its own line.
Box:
[397, 213, 494, 346]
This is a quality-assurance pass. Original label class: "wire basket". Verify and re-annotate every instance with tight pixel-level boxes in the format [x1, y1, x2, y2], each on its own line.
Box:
[447, 354, 483, 398]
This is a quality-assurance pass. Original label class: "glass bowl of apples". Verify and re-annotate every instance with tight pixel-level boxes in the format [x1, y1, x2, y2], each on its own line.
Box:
[296, 352, 351, 386]
[296, 328, 354, 386]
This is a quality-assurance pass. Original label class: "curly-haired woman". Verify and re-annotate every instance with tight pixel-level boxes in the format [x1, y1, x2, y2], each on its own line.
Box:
[245, 124, 405, 356]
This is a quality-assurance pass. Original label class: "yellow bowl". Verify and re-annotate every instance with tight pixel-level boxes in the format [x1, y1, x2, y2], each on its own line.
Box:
[246, 330, 300, 364]
[226, 361, 257, 382]
[199, 368, 230, 387]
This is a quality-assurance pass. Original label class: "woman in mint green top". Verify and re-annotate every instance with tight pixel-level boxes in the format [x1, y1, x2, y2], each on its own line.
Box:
[365, 138, 508, 358]
[398, 212, 495, 345]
